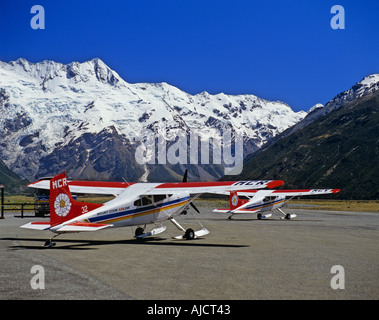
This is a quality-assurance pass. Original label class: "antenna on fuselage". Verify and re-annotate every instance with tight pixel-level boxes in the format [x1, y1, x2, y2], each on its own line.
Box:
[122, 177, 131, 187]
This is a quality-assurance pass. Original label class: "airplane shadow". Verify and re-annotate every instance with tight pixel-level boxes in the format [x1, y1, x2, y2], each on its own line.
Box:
[225, 218, 323, 223]
[1, 237, 249, 250]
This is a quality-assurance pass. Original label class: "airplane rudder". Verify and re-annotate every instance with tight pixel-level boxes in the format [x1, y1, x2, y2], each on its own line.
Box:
[49, 172, 78, 226]
[230, 190, 239, 209]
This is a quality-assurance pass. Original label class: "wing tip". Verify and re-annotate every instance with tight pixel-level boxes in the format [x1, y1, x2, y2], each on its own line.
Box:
[267, 180, 284, 189]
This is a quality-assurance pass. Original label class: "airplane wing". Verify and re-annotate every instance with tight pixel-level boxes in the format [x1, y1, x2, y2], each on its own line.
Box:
[141, 180, 284, 195]
[27, 179, 284, 197]
[215, 189, 340, 197]
[213, 189, 340, 214]
[269, 189, 341, 197]
[231, 190, 275, 211]
[88, 180, 285, 203]
[27, 179, 132, 196]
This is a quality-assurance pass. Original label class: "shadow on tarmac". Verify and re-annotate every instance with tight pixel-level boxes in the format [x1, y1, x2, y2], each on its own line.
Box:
[1, 236, 249, 250]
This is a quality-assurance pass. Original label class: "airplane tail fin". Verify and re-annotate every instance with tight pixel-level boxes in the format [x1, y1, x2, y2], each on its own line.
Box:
[213, 191, 248, 213]
[229, 190, 246, 210]
[50, 172, 103, 227]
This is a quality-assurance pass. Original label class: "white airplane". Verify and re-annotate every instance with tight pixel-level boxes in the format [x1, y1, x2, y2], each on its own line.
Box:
[21, 171, 284, 247]
[213, 188, 340, 220]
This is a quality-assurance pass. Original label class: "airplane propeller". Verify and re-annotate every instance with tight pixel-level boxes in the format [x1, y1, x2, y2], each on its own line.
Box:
[190, 202, 200, 214]
[182, 169, 200, 214]
[182, 169, 188, 183]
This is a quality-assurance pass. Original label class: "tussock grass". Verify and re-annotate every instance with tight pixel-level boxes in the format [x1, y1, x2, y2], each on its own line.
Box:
[289, 199, 379, 212]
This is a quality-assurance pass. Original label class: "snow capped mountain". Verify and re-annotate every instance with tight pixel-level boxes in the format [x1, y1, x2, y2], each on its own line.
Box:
[281, 73, 379, 137]
[0, 58, 306, 181]
[308, 103, 324, 113]
[327, 74, 379, 109]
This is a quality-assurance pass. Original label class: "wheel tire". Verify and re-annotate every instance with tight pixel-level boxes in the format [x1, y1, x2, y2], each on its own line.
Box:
[135, 227, 144, 237]
[285, 213, 291, 220]
[184, 228, 195, 240]
[257, 213, 262, 220]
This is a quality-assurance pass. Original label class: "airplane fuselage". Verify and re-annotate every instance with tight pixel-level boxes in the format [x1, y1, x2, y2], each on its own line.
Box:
[244, 195, 286, 212]
[50, 192, 190, 232]
[231, 195, 286, 213]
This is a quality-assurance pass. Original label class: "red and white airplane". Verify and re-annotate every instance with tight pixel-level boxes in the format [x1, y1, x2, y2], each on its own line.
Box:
[21, 171, 284, 247]
[213, 188, 340, 220]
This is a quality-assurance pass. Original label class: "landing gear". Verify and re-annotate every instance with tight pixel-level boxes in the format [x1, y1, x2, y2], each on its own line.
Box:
[257, 213, 272, 219]
[42, 234, 58, 248]
[278, 208, 297, 220]
[134, 224, 167, 239]
[43, 239, 56, 247]
[135, 227, 145, 237]
[169, 217, 209, 240]
[184, 228, 195, 240]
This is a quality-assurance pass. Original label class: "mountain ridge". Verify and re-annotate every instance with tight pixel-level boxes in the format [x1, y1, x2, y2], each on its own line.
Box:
[230, 89, 379, 200]
[0, 57, 306, 182]
[280, 73, 379, 137]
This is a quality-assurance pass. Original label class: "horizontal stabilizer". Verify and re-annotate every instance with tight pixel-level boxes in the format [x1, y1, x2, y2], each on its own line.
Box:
[231, 209, 257, 213]
[55, 222, 112, 232]
[20, 221, 51, 231]
[213, 208, 230, 213]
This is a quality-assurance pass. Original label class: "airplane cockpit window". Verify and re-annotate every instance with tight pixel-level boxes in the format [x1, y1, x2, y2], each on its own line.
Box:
[153, 194, 167, 203]
[141, 196, 152, 206]
[134, 196, 153, 207]
[134, 195, 169, 207]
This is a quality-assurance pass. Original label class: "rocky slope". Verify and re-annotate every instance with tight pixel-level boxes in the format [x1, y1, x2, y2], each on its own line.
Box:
[230, 75, 379, 199]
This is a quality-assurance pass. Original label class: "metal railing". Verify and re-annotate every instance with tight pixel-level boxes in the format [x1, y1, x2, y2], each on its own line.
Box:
[0, 202, 49, 218]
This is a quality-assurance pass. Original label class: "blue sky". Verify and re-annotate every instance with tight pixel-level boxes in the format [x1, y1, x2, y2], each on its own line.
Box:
[1, 0, 378, 111]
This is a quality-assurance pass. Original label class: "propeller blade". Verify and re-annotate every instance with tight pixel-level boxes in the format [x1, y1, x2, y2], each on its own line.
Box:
[182, 169, 188, 182]
[182, 169, 200, 213]
[190, 202, 200, 214]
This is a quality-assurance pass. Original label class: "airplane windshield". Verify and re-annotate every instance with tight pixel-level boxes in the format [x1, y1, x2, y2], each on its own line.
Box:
[134, 195, 168, 207]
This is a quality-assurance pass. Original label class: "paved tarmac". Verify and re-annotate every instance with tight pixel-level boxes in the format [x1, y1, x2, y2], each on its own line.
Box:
[0, 207, 378, 300]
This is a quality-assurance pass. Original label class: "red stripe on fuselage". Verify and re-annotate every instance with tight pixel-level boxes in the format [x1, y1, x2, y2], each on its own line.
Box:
[155, 181, 238, 188]
[68, 181, 134, 188]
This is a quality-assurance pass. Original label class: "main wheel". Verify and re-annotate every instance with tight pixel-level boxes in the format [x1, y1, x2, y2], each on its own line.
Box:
[184, 228, 195, 240]
[135, 227, 144, 237]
